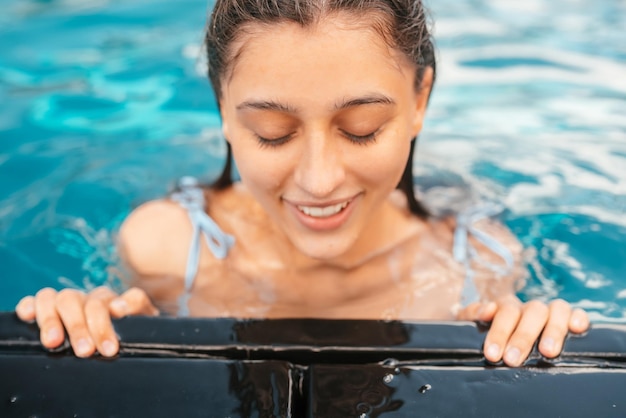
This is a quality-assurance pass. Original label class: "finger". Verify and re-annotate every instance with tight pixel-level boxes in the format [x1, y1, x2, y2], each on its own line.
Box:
[569, 308, 589, 334]
[483, 302, 522, 363]
[477, 301, 498, 322]
[538, 299, 572, 359]
[16, 296, 36, 322]
[34, 288, 65, 349]
[502, 301, 549, 367]
[456, 302, 482, 321]
[90, 285, 122, 318]
[457, 301, 498, 322]
[113, 287, 159, 317]
[84, 296, 119, 358]
[55, 289, 95, 358]
[89, 286, 118, 302]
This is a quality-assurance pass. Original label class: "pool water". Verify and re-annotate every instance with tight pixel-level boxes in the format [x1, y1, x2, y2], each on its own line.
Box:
[0, 0, 624, 321]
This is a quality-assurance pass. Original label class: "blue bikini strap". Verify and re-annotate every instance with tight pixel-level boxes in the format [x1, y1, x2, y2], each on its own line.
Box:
[170, 176, 235, 295]
[453, 203, 514, 307]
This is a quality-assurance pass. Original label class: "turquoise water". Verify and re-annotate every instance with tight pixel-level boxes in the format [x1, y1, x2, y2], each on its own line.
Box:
[0, 0, 624, 321]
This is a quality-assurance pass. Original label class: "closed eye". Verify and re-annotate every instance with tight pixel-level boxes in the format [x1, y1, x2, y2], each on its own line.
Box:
[255, 133, 294, 148]
[341, 129, 378, 145]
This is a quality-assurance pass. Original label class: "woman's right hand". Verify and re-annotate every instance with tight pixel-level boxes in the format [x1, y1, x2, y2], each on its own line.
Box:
[15, 286, 159, 358]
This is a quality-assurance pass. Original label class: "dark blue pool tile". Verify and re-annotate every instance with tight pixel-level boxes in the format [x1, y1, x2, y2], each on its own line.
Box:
[0, 355, 300, 418]
[3, 314, 626, 417]
[308, 363, 626, 417]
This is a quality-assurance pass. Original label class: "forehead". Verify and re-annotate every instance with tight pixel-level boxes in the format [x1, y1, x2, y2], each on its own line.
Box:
[223, 13, 414, 91]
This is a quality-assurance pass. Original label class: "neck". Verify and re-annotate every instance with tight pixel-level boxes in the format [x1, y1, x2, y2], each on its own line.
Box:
[281, 199, 423, 274]
[266, 199, 427, 311]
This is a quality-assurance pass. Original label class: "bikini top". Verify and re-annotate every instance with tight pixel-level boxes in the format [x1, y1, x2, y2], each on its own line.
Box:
[170, 177, 235, 316]
[170, 176, 514, 316]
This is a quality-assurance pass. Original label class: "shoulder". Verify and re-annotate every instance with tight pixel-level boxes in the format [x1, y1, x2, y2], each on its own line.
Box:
[207, 182, 270, 230]
[427, 208, 524, 271]
[434, 203, 522, 254]
[461, 213, 527, 298]
[117, 198, 195, 278]
[471, 217, 523, 257]
[117, 183, 259, 278]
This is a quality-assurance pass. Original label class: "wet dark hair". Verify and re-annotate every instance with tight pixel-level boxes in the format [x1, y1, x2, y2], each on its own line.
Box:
[206, 0, 436, 218]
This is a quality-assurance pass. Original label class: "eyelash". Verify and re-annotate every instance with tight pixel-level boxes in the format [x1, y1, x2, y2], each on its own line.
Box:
[255, 129, 379, 148]
[341, 129, 379, 145]
[256, 134, 293, 149]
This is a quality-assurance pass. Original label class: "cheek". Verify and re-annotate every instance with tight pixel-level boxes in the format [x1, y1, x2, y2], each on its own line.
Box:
[230, 140, 291, 196]
[351, 134, 411, 188]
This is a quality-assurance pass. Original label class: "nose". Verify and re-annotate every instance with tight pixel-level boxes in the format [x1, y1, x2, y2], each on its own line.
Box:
[293, 131, 346, 198]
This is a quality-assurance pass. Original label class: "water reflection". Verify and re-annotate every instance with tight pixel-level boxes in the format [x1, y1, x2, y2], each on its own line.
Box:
[312, 365, 404, 417]
[228, 361, 299, 418]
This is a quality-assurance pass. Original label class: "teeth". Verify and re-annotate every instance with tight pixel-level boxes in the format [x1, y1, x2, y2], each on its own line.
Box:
[297, 201, 349, 218]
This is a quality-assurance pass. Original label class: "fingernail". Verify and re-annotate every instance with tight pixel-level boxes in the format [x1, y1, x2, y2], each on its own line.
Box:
[75, 338, 92, 357]
[110, 299, 127, 313]
[572, 317, 583, 329]
[101, 340, 117, 357]
[485, 343, 500, 360]
[46, 328, 61, 344]
[504, 347, 521, 366]
[540, 337, 555, 354]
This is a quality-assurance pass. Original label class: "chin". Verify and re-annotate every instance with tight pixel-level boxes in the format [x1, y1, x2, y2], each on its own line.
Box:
[293, 235, 354, 262]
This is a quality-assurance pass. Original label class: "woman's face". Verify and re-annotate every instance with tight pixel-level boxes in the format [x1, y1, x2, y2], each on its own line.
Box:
[219, 13, 432, 262]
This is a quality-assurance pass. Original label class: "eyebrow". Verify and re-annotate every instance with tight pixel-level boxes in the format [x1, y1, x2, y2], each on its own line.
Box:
[236, 100, 297, 113]
[235, 94, 395, 114]
[335, 94, 395, 110]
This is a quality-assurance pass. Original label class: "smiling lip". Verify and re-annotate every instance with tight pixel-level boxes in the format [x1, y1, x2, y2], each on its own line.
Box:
[284, 195, 360, 231]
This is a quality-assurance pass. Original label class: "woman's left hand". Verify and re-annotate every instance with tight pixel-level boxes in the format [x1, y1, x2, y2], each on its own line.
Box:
[458, 295, 589, 367]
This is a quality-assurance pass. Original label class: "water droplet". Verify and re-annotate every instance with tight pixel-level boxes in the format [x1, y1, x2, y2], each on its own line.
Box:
[381, 358, 399, 367]
[394, 367, 401, 374]
[356, 402, 371, 415]
[383, 374, 394, 384]
[418, 384, 432, 394]
[9, 396, 17, 403]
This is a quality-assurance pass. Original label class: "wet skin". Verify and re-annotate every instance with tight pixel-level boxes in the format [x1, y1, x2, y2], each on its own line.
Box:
[16, 13, 589, 365]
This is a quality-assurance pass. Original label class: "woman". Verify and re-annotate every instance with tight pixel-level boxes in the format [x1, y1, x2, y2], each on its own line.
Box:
[16, 0, 588, 367]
